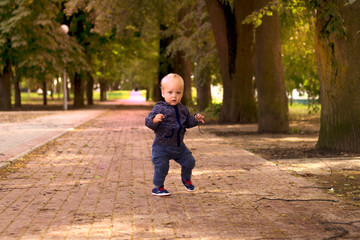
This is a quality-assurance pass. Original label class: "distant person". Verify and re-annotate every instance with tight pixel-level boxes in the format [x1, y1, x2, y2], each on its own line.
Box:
[145, 73, 205, 196]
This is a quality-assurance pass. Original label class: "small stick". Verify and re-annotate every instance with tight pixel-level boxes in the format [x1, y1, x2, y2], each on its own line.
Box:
[198, 125, 204, 134]
[256, 197, 338, 202]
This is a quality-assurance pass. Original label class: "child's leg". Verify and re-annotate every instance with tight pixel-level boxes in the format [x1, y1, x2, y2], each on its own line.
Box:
[175, 152, 195, 180]
[152, 156, 170, 187]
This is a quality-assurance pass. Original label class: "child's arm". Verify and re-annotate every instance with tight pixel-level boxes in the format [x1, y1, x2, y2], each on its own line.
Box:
[145, 104, 163, 130]
[184, 107, 205, 128]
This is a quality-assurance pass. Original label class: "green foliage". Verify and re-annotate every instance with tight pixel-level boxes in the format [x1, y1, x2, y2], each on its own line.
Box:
[65, 0, 163, 91]
[0, 0, 87, 81]
[280, 1, 320, 105]
[243, 0, 320, 110]
[205, 102, 222, 118]
[167, 0, 220, 87]
[309, 0, 346, 37]
[242, 0, 280, 27]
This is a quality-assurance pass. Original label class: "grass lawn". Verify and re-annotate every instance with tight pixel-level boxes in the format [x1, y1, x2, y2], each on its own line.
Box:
[13, 90, 147, 105]
[12, 91, 319, 123]
[289, 102, 320, 121]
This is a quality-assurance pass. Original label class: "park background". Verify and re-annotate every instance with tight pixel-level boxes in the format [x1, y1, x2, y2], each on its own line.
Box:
[2, 2, 360, 238]
[0, 0, 359, 153]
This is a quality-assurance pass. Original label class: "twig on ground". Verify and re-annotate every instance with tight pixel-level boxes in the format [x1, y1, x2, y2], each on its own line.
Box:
[321, 221, 349, 240]
[256, 197, 339, 202]
[300, 186, 332, 189]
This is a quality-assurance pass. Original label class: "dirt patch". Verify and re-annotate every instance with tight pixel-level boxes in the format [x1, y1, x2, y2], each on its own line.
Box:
[204, 120, 360, 206]
[251, 147, 360, 160]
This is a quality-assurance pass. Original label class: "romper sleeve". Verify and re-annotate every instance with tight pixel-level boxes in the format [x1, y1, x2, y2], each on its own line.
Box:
[184, 106, 199, 129]
[145, 103, 162, 130]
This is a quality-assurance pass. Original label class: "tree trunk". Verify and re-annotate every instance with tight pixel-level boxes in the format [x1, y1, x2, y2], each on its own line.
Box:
[206, 0, 257, 123]
[0, 60, 12, 111]
[175, 51, 192, 106]
[145, 87, 150, 101]
[42, 81, 47, 106]
[315, 1, 360, 152]
[196, 80, 211, 111]
[73, 72, 84, 108]
[175, 6, 193, 106]
[14, 76, 21, 108]
[254, 0, 289, 133]
[156, 24, 175, 102]
[86, 72, 94, 105]
[99, 79, 107, 101]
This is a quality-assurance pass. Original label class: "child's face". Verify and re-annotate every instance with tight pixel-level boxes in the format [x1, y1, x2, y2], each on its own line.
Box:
[161, 80, 183, 106]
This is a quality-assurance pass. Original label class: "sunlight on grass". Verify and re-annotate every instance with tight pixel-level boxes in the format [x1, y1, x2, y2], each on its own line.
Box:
[13, 90, 319, 124]
[12, 90, 147, 105]
[289, 103, 320, 121]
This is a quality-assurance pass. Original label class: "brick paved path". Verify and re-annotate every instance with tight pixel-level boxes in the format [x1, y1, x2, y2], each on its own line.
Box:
[0, 109, 106, 169]
[1, 107, 360, 239]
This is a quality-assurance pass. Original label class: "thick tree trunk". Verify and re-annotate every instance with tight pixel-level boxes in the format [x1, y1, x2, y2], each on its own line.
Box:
[156, 24, 175, 102]
[254, 0, 289, 133]
[175, 6, 193, 106]
[181, 56, 192, 106]
[206, 0, 257, 123]
[233, 0, 257, 123]
[315, 1, 360, 152]
[73, 72, 84, 108]
[0, 60, 12, 111]
[196, 80, 211, 111]
[86, 72, 94, 105]
[99, 79, 107, 101]
[175, 51, 192, 106]
[14, 76, 21, 108]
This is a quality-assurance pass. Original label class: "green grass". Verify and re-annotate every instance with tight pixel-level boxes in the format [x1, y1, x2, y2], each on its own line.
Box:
[198, 102, 320, 123]
[12, 91, 320, 123]
[13, 90, 147, 104]
[289, 102, 320, 121]
[12, 92, 70, 105]
[92, 90, 146, 100]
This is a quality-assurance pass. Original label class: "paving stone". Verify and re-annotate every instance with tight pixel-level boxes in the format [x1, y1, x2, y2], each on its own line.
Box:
[1, 105, 360, 239]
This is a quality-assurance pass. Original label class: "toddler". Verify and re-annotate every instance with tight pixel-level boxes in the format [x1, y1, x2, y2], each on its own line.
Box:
[145, 73, 204, 196]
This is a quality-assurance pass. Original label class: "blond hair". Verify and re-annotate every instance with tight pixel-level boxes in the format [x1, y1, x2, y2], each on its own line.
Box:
[160, 73, 184, 90]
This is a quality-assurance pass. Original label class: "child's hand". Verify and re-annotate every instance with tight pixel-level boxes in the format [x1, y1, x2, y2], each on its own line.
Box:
[195, 113, 205, 123]
[153, 114, 165, 123]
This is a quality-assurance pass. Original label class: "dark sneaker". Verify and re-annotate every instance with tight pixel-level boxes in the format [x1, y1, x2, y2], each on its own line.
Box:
[152, 186, 170, 196]
[182, 178, 195, 191]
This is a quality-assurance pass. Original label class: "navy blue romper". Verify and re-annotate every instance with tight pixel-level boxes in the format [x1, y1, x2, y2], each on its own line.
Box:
[145, 101, 199, 187]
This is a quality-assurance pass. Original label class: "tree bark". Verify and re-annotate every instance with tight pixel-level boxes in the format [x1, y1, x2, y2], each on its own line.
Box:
[99, 78, 107, 101]
[175, 51, 192, 106]
[14, 76, 21, 108]
[315, 1, 360, 152]
[206, 0, 257, 123]
[42, 81, 47, 106]
[254, 0, 289, 133]
[86, 72, 94, 105]
[175, 6, 193, 106]
[156, 24, 175, 102]
[0, 60, 12, 111]
[73, 72, 85, 108]
[196, 80, 212, 111]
